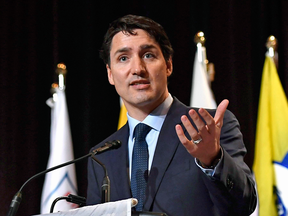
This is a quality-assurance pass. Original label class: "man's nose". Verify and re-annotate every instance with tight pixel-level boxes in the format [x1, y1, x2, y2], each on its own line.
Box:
[132, 57, 145, 75]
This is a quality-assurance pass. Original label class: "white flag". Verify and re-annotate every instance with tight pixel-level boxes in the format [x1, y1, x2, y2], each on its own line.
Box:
[190, 44, 217, 109]
[41, 87, 78, 213]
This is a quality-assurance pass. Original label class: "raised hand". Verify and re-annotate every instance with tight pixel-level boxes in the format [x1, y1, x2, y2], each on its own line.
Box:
[175, 99, 229, 166]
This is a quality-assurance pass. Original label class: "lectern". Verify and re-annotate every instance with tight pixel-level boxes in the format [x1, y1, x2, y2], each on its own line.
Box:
[32, 199, 167, 216]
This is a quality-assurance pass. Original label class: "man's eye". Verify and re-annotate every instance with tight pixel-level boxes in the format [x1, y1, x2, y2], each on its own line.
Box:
[144, 53, 154, 59]
[119, 56, 127, 62]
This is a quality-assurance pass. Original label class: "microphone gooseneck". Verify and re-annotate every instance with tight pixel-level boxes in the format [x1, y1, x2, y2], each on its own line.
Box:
[91, 155, 110, 203]
[6, 192, 22, 216]
[90, 140, 121, 203]
[6, 140, 121, 216]
[7, 153, 91, 216]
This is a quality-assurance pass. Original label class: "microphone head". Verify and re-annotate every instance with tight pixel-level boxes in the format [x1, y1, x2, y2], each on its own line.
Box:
[108, 140, 121, 149]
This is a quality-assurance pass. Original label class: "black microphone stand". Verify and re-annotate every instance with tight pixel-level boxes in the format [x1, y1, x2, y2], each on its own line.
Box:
[91, 154, 110, 203]
[6, 140, 121, 216]
[6, 153, 92, 216]
[50, 194, 86, 213]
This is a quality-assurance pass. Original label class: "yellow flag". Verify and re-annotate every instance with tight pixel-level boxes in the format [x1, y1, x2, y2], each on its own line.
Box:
[253, 55, 288, 216]
[117, 98, 128, 129]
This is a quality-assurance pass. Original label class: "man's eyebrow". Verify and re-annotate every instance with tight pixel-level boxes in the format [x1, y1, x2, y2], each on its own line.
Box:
[113, 44, 158, 57]
[140, 44, 158, 50]
[113, 47, 132, 56]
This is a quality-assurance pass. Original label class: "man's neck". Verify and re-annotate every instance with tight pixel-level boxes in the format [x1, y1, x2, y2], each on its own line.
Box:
[126, 93, 172, 121]
[124, 92, 169, 121]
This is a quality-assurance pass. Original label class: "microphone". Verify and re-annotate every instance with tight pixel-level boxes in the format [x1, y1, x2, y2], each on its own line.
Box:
[92, 140, 121, 154]
[6, 140, 121, 216]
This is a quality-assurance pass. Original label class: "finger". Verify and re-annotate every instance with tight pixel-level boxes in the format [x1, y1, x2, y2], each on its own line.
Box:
[175, 124, 196, 152]
[180, 114, 200, 140]
[214, 99, 229, 127]
[198, 108, 215, 136]
[188, 109, 208, 137]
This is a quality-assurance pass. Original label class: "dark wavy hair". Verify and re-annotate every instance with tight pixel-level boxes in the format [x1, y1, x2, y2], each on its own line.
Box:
[100, 14, 174, 66]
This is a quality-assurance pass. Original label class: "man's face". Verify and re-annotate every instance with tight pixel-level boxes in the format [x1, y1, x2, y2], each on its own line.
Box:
[107, 29, 173, 117]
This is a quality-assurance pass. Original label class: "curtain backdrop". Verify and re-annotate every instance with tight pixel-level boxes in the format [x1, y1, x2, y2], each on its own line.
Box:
[1, 0, 288, 215]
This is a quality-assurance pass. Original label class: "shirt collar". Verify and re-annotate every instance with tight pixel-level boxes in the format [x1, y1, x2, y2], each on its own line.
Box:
[128, 94, 173, 139]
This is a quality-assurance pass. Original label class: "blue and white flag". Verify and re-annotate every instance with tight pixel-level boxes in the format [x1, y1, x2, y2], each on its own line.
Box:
[41, 87, 78, 213]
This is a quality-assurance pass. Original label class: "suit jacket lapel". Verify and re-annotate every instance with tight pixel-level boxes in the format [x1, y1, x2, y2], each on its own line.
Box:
[144, 98, 188, 210]
[108, 124, 132, 199]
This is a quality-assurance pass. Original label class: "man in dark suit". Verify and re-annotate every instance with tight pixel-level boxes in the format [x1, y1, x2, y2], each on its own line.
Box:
[87, 14, 257, 216]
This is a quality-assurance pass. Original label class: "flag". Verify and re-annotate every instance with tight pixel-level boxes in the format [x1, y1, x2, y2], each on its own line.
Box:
[190, 44, 217, 109]
[118, 97, 127, 129]
[253, 54, 288, 216]
[41, 87, 78, 213]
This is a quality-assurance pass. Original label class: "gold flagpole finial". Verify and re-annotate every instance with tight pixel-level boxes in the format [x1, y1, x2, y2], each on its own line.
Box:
[194, 31, 205, 46]
[266, 35, 278, 68]
[193, 31, 215, 82]
[194, 31, 206, 63]
[50, 83, 59, 102]
[50, 83, 58, 92]
[266, 35, 277, 58]
[266, 35, 277, 50]
[55, 63, 67, 90]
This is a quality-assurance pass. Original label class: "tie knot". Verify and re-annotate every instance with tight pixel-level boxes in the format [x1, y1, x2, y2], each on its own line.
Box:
[134, 123, 151, 142]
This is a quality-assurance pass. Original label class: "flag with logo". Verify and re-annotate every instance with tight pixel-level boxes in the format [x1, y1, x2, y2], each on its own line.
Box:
[253, 53, 288, 216]
[41, 87, 78, 213]
[190, 44, 217, 109]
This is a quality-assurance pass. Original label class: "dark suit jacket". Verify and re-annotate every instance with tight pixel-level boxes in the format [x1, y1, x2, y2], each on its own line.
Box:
[87, 97, 257, 216]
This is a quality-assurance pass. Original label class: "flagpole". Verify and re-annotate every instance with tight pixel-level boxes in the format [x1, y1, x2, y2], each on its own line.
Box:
[194, 31, 206, 64]
[50, 63, 67, 103]
[266, 35, 278, 69]
[194, 32, 215, 85]
[55, 63, 67, 90]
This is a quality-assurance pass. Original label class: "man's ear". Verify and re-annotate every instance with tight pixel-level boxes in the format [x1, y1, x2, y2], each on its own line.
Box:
[106, 64, 115, 85]
[166, 57, 173, 77]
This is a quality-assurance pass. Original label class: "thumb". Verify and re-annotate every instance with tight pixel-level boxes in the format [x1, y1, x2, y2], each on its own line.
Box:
[214, 99, 229, 127]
